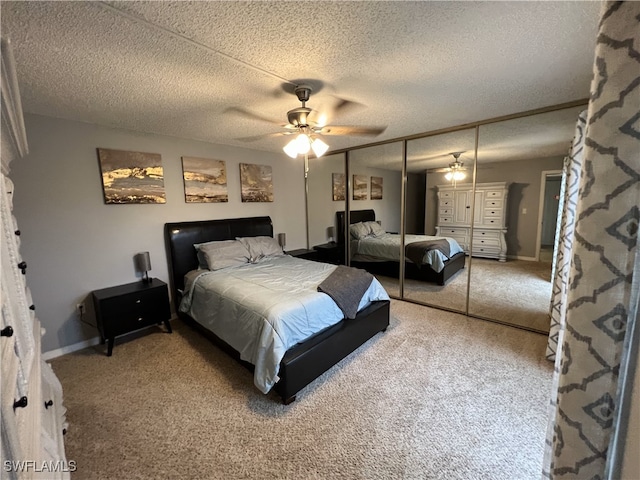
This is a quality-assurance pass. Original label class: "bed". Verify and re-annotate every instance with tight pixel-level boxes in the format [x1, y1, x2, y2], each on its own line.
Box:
[164, 216, 390, 404]
[336, 210, 466, 286]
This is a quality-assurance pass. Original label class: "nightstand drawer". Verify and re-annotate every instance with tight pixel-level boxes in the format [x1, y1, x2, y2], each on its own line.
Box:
[107, 309, 164, 337]
[100, 288, 168, 318]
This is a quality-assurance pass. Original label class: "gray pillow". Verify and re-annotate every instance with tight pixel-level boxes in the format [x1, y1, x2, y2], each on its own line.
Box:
[366, 221, 386, 237]
[237, 236, 284, 261]
[350, 222, 370, 240]
[194, 240, 250, 270]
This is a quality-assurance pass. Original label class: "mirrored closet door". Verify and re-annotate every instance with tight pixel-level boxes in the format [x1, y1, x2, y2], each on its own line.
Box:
[403, 128, 476, 313]
[468, 105, 586, 332]
[348, 142, 404, 297]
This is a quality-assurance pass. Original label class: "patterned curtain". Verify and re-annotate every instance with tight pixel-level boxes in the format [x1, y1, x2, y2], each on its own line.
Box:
[543, 2, 640, 478]
[546, 112, 587, 362]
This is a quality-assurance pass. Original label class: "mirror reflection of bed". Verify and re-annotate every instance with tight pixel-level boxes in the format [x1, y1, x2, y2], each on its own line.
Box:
[337, 210, 466, 298]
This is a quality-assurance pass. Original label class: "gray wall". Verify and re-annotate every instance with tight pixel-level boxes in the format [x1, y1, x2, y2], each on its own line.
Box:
[426, 156, 563, 258]
[307, 155, 402, 247]
[307, 153, 345, 247]
[11, 114, 306, 353]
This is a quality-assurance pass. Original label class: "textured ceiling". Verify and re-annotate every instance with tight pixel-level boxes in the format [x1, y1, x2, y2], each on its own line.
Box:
[1, 1, 601, 162]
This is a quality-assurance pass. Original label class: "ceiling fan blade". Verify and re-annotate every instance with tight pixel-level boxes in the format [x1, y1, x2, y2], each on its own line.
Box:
[318, 125, 387, 137]
[224, 107, 283, 125]
[234, 131, 291, 142]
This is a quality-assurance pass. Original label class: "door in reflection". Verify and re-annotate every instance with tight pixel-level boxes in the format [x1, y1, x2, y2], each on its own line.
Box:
[468, 106, 584, 332]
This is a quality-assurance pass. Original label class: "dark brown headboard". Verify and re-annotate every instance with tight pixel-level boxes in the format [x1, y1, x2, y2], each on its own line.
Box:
[164, 216, 273, 301]
[336, 210, 376, 245]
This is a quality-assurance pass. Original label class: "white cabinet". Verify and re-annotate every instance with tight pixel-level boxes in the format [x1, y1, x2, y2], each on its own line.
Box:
[435, 182, 510, 261]
[1, 38, 69, 480]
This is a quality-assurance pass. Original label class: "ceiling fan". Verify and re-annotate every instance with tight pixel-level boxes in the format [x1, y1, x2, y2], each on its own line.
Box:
[227, 82, 387, 158]
[430, 152, 469, 182]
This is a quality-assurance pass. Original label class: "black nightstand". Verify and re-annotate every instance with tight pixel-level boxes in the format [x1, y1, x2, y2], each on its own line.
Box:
[313, 242, 343, 264]
[92, 278, 172, 356]
[286, 248, 318, 261]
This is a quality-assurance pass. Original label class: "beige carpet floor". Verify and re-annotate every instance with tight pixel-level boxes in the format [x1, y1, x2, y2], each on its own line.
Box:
[52, 300, 553, 480]
[376, 259, 552, 332]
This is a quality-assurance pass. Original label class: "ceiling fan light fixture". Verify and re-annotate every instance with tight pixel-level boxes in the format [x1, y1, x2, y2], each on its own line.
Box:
[295, 133, 311, 154]
[311, 137, 329, 157]
[283, 133, 329, 158]
[283, 138, 300, 158]
[445, 170, 465, 182]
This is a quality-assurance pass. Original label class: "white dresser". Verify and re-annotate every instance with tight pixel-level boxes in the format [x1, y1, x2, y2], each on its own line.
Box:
[1, 38, 70, 480]
[435, 182, 510, 262]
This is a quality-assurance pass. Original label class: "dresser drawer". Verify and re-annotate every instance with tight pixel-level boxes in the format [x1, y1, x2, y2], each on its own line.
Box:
[472, 245, 502, 256]
[473, 229, 501, 240]
[482, 217, 502, 226]
[441, 227, 468, 236]
[440, 199, 453, 207]
[439, 207, 453, 217]
[439, 191, 454, 199]
[472, 236, 501, 248]
[484, 208, 503, 218]
[439, 216, 453, 224]
[485, 190, 503, 199]
[484, 199, 503, 209]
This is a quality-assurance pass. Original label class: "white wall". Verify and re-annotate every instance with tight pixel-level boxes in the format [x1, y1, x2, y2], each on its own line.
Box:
[11, 114, 306, 353]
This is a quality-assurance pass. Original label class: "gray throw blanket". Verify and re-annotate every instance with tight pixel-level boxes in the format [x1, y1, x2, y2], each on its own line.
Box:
[405, 239, 451, 265]
[318, 265, 374, 320]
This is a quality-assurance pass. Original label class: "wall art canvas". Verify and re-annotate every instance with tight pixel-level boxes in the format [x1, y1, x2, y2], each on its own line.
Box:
[181, 156, 228, 203]
[332, 173, 345, 201]
[353, 175, 368, 200]
[240, 163, 273, 202]
[97, 148, 166, 204]
[371, 176, 383, 200]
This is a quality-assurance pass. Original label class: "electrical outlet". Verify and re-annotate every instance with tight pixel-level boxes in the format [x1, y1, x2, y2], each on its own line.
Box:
[76, 303, 85, 315]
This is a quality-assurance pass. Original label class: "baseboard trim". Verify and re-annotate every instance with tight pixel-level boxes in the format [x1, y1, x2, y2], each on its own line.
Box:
[43, 337, 101, 361]
[43, 316, 177, 361]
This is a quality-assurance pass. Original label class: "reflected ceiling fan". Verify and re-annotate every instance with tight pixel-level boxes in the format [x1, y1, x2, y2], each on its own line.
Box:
[431, 152, 469, 182]
[227, 81, 387, 158]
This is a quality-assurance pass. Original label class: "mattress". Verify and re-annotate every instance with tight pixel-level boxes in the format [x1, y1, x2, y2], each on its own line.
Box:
[351, 233, 464, 272]
[179, 254, 390, 393]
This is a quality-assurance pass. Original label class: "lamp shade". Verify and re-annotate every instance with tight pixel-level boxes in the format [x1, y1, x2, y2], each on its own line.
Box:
[135, 251, 152, 273]
[277, 233, 286, 248]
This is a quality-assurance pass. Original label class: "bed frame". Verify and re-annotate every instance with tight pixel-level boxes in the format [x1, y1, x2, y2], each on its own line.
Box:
[164, 216, 390, 404]
[336, 209, 465, 286]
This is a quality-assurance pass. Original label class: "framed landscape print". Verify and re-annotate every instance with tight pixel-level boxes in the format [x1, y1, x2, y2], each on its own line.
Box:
[332, 173, 345, 201]
[240, 163, 273, 202]
[181, 156, 228, 203]
[371, 176, 383, 200]
[97, 148, 166, 204]
[353, 174, 368, 200]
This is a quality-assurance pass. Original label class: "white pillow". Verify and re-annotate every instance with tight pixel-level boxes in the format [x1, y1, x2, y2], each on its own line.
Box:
[236, 236, 284, 261]
[194, 240, 250, 270]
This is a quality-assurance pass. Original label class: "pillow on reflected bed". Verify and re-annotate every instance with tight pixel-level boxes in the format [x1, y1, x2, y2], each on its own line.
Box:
[237, 236, 284, 262]
[366, 221, 386, 237]
[194, 239, 250, 270]
[350, 222, 371, 239]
